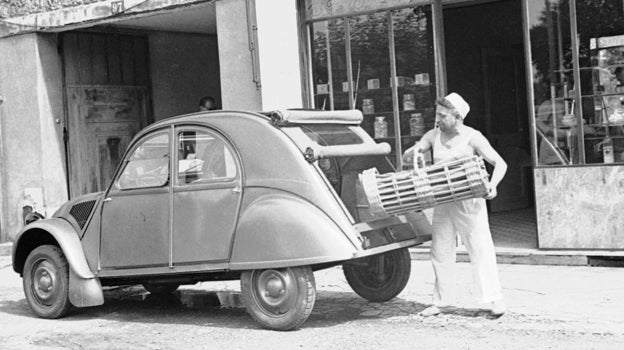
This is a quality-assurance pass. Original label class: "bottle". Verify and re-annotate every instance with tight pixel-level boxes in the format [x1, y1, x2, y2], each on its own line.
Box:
[403, 94, 415, 111]
[410, 113, 425, 136]
[603, 137, 614, 164]
[374, 116, 388, 138]
[362, 99, 375, 115]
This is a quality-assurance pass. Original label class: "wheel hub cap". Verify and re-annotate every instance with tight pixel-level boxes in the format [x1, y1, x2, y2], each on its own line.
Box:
[265, 276, 285, 298]
[253, 269, 297, 315]
[32, 260, 57, 305]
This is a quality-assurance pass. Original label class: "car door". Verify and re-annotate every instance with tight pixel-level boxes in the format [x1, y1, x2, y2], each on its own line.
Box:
[172, 127, 242, 264]
[99, 130, 172, 269]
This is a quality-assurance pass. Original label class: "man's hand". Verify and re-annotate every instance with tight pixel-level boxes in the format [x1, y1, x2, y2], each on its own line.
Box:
[402, 147, 425, 168]
[485, 183, 498, 200]
[402, 147, 416, 164]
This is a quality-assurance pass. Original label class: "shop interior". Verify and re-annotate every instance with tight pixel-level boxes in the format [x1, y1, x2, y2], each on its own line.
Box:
[443, 0, 537, 249]
[307, 0, 538, 249]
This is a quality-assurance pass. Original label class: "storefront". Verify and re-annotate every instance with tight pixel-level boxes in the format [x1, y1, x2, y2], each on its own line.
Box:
[526, 0, 624, 249]
[300, 0, 624, 250]
[1, 0, 623, 251]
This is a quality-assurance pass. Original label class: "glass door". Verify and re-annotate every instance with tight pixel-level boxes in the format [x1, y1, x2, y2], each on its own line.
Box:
[307, 3, 438, 168]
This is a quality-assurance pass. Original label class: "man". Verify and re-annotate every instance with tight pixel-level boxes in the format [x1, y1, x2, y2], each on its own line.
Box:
[403, 92, 508, 317]
[199, 96, 217, 111]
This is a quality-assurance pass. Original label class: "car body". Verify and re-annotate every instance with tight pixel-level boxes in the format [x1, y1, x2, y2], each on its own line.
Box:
[12, 109, 432, 330]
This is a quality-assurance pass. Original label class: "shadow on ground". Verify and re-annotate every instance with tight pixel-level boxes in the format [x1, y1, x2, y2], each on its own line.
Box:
[0, 286, 439, 330]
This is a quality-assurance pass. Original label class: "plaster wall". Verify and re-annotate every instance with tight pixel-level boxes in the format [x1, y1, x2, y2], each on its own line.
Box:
[255, 0, 303, 110]
[535, 166, 624, 249]
[215, 0, 262, 110]
[149, 32, 221, 120]
[0, 33, 67, 241]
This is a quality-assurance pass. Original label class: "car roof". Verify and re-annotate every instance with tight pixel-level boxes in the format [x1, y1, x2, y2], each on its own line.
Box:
[137, 110, 270, 137]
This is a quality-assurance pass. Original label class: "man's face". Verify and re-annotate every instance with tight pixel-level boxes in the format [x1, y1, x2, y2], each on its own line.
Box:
[435, 105, 459, 131]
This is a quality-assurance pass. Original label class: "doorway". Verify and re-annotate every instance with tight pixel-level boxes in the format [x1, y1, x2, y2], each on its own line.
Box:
[443, 0, 537, 249]
[62, 32, 151, 198]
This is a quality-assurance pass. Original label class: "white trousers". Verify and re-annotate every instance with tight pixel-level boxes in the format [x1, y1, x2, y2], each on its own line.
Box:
[430, 198, 503, 306]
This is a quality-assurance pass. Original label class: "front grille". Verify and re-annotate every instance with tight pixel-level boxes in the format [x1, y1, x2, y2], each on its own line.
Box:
[69, 200, 96, 229]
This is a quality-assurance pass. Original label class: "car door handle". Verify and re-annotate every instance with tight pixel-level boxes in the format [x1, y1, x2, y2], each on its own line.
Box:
[103, 197, 112, 202]
[232, 187, 241, 193]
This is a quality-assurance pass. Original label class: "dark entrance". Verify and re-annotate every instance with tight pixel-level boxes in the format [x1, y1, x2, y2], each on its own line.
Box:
[443, 0, 537, 248]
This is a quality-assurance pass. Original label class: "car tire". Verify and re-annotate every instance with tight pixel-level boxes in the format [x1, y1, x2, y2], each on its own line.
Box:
[142, 283, 180, 295]
[343, 247, 411, 302]
[23, 245, 72, 319]
[241, 266, 316, 331]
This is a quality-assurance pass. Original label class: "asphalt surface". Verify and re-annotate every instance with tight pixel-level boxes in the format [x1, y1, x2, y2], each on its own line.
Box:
[1, 255, 623, 349]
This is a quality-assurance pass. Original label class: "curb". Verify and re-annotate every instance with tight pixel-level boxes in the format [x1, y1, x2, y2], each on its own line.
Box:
[409, 246, 624, 267]
[0, 242, 12, 257]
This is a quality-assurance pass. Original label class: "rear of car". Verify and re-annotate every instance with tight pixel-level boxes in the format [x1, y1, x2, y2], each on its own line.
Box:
[270, 109, 432, 251]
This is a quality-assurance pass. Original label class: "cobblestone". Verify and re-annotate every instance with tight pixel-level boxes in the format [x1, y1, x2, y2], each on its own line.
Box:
[1, 259, 624, 349]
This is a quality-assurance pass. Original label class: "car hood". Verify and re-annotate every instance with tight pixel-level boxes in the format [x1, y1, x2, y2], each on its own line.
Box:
[53, 192, 104, 219]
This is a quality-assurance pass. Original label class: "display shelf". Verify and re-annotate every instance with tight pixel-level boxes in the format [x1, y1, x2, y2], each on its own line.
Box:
[587, 122, 624, 127]
[361, 109, 430, 116]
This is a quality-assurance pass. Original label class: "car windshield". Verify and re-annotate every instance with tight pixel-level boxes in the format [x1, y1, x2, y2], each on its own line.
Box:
[300, 125, 364, 146]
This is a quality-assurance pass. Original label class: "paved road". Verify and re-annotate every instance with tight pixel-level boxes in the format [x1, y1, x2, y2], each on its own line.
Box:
[1, 256, 623, 349]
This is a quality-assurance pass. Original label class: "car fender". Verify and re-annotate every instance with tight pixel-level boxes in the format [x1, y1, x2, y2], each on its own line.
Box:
[12, 218, 104, 307]
[230, 193, 359, 270]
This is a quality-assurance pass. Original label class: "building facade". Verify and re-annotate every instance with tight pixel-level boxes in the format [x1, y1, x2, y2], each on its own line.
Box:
[1, 0, 623, 251]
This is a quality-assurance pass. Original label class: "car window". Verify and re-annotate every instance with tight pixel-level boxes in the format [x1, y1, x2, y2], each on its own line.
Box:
[300, 125, 364, 146]
[177, 129, 237, 185]
[117, 133, 170, 189]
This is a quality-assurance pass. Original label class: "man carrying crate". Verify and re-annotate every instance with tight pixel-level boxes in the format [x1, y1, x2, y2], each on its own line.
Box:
[403, 93, 508, 317]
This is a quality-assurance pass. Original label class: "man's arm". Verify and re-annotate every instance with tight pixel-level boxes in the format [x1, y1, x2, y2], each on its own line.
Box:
[470, 132, 507, 199]
[402, 129, 435, 165]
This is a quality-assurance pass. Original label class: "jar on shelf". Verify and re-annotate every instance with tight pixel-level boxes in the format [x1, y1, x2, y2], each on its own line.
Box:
[374, 116, 388, 138]
[362, 99, 375, 114]
[410, 113, 425, 136]
[403, 94, 415, 111]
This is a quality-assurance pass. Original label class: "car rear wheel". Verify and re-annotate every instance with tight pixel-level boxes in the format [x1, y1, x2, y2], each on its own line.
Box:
[241, 266, 316, 331]
[23, 245, 72, 319]
[343, 247, 411, 302]
[142, 283, 180, 295]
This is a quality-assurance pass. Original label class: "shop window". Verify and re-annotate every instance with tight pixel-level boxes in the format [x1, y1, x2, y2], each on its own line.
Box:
[528, 0, 624, 166]
[307, 4, 437, 167]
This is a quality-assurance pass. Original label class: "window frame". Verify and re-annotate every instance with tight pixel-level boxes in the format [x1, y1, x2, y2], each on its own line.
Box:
[173, 126, 240, 187]
[114, 131, 171, 191]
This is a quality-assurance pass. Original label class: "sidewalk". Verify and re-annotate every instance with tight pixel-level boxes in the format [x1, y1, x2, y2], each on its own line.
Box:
[0, 242, 11, 257]
[410, 245, 624, 266]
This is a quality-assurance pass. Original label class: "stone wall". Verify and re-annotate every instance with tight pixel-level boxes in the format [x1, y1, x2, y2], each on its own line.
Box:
[0, 0, 102, 19]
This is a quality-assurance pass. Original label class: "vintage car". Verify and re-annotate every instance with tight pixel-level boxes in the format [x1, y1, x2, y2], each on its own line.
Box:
[12, 109, 432, 330]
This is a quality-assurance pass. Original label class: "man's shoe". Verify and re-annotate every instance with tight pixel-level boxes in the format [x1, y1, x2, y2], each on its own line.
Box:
[490, 300, 506, 317]
[420, 305, 441, 317]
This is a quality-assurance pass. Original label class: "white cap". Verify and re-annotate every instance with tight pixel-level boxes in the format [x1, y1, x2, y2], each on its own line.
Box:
[445, 92, 470, 119]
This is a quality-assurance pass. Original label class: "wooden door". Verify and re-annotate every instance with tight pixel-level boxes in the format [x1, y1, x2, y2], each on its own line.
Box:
[63, 32, 150, 198]
[66, 87, 148, 196]
[482, 48, 531, 212]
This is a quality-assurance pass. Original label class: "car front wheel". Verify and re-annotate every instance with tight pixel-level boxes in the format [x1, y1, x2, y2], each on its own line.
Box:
[23, 245, 72, 319]
[240, 266, 316, 331]
[343, 247, 411, 302]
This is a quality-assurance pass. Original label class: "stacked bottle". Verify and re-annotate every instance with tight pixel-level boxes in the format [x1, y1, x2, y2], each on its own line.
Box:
[410, 113, 426, 137]
[374, 116, 388, 138]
